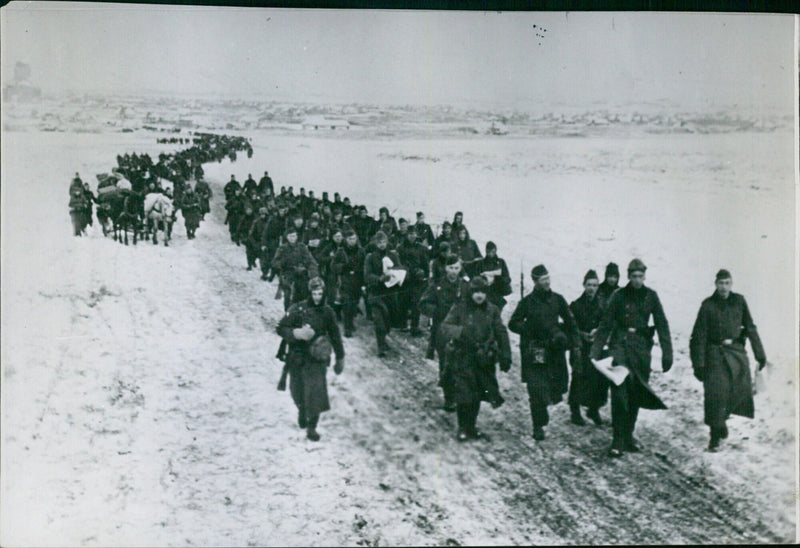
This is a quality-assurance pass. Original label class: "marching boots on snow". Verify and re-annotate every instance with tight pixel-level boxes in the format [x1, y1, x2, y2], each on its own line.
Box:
[306, 415, 321, 442]
[586, 407, 603, 426]
[570, 404, 587, 426]
[708, 425, 727, 452]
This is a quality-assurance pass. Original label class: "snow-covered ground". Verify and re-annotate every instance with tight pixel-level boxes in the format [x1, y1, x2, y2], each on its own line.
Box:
[1, 124, 797, 545]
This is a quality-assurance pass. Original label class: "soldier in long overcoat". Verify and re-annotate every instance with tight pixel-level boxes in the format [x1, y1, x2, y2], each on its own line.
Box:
[194, 179, 212, 219]
[590, 258, 673, 457]
[474, 241, 512, 312]
[223, 174, 241, 202]
[689, 269, 767, 452]
[509, 264, 581, 441]
[245, 208, 269, 271]
[439, 276, 511, 441]
[271, 226, 319, 311]
[363, 230, 404, 357]
[277, 277, 345, 442]
[452, 226, 482, 277]
[181, 186, 202, 239]
[258, 171, 274, 196]
[397, 226, 430, 335]
[332, 229, 366, 338]
[568, 270, 609, 426]
[419, 254, 470, 410]
[69, 184, 88, 236]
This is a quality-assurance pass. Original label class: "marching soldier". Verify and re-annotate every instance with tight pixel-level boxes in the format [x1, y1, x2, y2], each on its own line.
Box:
[225, 187, 244, 244]
[69, 182, 89, 236]
[272, 226, 319, 311]
[509, 265, 581, 441]
[419, 254, 470, 410]
[413, 211, 435, 250]
[689, 269, 767, 452]
[597, 262, 620, 309]
[246, 207, 269, 271]
[474, 241, 512, 312]
[440, 276, 511, 441]
[397, 225, 429, 336]
[277, 277, 345, 442]
[590, 259, 673, 457]
[243, 173, 258, 196]
[258, 170, 274, 196]
[332, 228, 366, 338]
[568, 270, 609, 426]
[181, 185, 202, 239]
[363, 231, 404, 357]
[223, 174, 241, 202]
[452, 226, 482, 277]
[194, 178, 212, 219]
[434, 221, 453, 252]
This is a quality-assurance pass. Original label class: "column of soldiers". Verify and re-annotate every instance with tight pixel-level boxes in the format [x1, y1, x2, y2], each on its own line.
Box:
[224, 175, 769, 453]
[70, 133, 246, 240]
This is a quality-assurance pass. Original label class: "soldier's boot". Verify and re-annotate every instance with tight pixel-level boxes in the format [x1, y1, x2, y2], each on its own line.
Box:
[608, 416, 626, 457]
[570, 404, 586, 426]
[624, 407, 641, 452]
[377, 333, 389, 357]
[297, 407, 307, 429]
[306, 415, 321, 442]
[586, 407, 603, 426]
[468, 402, 487, 440]
[708, 426, 723, 452]
[720, 423, 729, 439]
[455, 405, 471, 442]
[344, 319, 355, 338]
[425, 343, 435, 361]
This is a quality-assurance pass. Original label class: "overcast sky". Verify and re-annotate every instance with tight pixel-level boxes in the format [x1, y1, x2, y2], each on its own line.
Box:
[1, 3, 796, 111]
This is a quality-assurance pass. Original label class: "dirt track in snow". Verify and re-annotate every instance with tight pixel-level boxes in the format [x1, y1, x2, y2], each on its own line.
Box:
[1, 132, 796, 546]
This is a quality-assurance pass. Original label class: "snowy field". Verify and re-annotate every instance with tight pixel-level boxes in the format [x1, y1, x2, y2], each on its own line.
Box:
[1, 123, 797, 545]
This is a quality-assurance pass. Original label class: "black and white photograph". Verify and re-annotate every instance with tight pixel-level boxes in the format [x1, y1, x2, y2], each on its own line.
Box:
[1, 3, 798, 545]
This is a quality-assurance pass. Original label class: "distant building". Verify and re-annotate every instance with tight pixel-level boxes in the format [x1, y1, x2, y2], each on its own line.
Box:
[302, 115, 350, 130]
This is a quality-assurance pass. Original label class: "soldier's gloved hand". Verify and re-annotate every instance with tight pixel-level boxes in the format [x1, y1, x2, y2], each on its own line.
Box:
[499, 356, 511, 373]
[662, 357, 673, 373]
[693, 368, 705, 382]
[757, 360, 767, 371]
[334, 358, 345, 375]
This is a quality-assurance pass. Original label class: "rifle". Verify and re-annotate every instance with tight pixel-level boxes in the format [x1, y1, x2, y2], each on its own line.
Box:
[520, 259, 524, 299]
[277, 363, 289, 391]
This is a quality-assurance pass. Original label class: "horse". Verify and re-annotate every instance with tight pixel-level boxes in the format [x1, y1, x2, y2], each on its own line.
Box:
[143, 192, 174, 246]
[96, 189, 142, 245]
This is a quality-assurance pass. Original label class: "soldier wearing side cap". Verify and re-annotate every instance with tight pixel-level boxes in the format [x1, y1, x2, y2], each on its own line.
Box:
[509, 264, 581, 441]
[363, 230, 405, 357]
[590, 258, 673, 458]
[440, 276, 512, 441]
[419, 254, 471, 411]
[276, 276, 345, 442]
[689, 269, 767, 452]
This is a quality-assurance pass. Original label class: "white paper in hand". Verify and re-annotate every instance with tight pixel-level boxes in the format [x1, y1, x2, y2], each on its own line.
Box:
[381, 255, 395, 271]
[385, 269, 407, 288]
[592, 357, 630, 386]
